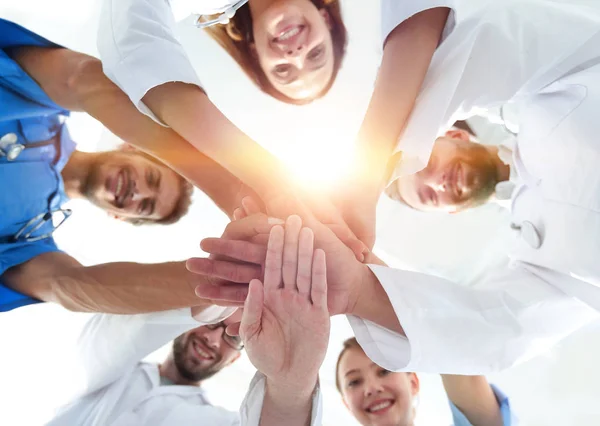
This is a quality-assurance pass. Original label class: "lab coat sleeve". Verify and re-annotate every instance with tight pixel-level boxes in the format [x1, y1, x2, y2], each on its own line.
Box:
[97, 0, 203, 123]
[347, 263, 599, 374]
[239, 372, 323, 426]
[391, 0, 600, 178]
[73, 305, 235, 397]
[380, 0, 457, 47]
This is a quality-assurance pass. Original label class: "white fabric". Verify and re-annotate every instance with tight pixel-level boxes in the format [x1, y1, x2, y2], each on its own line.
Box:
[380, 0, 457, 47]
[47, 307, 323, 425]
[350, 0, 600, 375]
[391, 0, 600, 179]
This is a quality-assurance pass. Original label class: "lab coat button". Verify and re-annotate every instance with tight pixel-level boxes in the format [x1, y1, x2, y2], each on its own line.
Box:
[521, 221, 542, 249]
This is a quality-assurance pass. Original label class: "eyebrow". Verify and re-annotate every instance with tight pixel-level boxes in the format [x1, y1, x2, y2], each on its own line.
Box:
[344, 368, 360, 377]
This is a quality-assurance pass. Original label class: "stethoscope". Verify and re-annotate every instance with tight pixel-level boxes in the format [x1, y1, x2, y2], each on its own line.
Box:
[0, 132, 56, 161]
[193, 0, 249, 28]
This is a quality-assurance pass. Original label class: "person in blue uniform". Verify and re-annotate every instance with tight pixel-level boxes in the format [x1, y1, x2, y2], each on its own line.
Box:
[0, 19, 238, 315]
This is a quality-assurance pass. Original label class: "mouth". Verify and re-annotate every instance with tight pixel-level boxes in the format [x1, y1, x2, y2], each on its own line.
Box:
[365, 399, 395, 415]
[273, 24, 304, 44]
[191, 339, 215, 362]
[111, 168, 132, 208]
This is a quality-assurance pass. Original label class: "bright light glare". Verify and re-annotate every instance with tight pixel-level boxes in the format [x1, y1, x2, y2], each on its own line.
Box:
[276, 134, 355, 189]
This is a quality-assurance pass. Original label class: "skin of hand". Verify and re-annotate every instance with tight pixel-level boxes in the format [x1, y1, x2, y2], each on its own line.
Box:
[234, 217, 330, 393]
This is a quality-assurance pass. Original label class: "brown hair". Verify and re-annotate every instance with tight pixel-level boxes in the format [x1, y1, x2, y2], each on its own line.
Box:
[122, 151, 194, 226]
[203, 0, 347, 105]
[335, 337, 361, 393]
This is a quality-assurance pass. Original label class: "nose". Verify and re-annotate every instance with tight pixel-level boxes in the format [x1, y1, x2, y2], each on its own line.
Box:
[363, 379, 384, 397]
[202, 327, 223, 350]
[284, 43, 305, 57]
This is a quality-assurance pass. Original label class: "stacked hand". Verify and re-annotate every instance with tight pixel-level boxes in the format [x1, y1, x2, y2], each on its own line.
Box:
[229, 216, 330, 391]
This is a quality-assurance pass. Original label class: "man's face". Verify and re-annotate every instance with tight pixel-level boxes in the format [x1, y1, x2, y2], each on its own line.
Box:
[171, 319, 242, 382]
[83, 151, 182, 221]
[393, 130, 499, 213]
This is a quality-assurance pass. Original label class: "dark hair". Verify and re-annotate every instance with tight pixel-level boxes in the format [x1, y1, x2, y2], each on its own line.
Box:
[203, 0, 347, 104]
[122, 151, 194, 226]
[335, 337, 361, 393]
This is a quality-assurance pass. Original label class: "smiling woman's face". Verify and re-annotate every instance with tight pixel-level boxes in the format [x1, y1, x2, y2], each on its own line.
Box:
[251, 0, 334, 100]
[338, 346, 419, 426]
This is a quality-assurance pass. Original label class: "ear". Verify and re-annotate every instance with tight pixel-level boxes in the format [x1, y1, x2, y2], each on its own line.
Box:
[119, 143, 137, 152]
[408, 372, 420, 396]
[319, 8, 332, 30]
[445, 129, 471, 142]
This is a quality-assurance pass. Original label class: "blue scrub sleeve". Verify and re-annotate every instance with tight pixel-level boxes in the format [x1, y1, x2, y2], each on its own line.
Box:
[0, 238, 62, 312]
[449, 384, 514, 426]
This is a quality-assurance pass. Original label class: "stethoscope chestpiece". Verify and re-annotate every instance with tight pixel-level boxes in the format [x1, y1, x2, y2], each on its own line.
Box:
[0, 133, 25, 161]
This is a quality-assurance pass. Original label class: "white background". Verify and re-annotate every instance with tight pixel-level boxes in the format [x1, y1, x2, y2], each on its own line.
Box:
[1, 1, 600, 425]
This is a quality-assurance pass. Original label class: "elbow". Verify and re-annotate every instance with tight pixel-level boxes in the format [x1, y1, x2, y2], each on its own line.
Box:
[66, 56, 111, 111]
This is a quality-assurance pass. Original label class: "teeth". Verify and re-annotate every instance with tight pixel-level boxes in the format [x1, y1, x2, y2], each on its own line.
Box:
[116, 174, 123, 198]
[277, 27, 300, 41]
[369, 401, 392, 412]
[193, 342, 211, 359]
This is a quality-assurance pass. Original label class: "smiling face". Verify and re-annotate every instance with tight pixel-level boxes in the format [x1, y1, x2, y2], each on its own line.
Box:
[338, 346, 419, 426]
[83, 151, 183, 222]
[251, 0, 335, 100]
[393, 130, 499, 213]
[171, 321, 242, 383]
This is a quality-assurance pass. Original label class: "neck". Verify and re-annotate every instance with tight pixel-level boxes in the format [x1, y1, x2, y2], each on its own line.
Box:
[485, 145, 511, 183]
[248, 0, 275, 19]
[159, 355, 202, 387]
[61, 151, 95, 199]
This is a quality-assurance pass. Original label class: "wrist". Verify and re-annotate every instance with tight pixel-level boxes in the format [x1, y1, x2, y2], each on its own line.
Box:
[265, 375, 318, 407]
[351, 264, 384, 319]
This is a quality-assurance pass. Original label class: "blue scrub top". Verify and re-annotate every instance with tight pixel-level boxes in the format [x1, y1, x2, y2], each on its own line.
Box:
[0, 19, 75, 312]
[450, 384, 515, 426]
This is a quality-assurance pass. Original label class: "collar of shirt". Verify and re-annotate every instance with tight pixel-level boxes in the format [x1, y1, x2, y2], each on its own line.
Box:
[493, 137, 520, 208]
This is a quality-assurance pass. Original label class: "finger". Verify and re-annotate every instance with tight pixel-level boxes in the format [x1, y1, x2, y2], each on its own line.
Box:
[233, 207, 245, 221]
[194, 283, 249, 303]
[296, 227, 314, 297]
[264, 225, 285, 291]
[282, 215, 302, 290]
[241, 196, 263, 215]
[310, 249, 328, 309]
[325, 223, 367, 263]
[225, 322, 241, 337]
[240, 279, 264, 341]
[200, 239, 266, 265]
[221, 213, 284, 241]
[187, 257, 261, 283]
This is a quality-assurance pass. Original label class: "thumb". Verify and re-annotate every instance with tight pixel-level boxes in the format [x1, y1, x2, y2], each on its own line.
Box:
[240, 279, 264, 341]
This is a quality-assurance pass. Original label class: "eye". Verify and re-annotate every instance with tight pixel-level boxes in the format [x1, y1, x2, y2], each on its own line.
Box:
[347, 378, 362, 388]
[378, 369, 391, 377]
[273, 64, 292, 77]
[307, 45, 325, 61]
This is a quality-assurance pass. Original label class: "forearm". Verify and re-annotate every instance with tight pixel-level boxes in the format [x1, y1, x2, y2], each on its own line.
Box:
[441, 375, 503, 426]
[10, 46, 245, 216]
[143, 82, 291, 200]
[259, 379, 317, 426]
[352, 264, 405, 335]
[45, 261, 207, 314]
[354, 7, 450, 189]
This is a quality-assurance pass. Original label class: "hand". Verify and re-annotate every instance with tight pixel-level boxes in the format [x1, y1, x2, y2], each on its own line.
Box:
[186, 213, 280, 309]
[237, 217, 330, 390]
[262, 187, 368, 262]
[195, 198, 371, 317]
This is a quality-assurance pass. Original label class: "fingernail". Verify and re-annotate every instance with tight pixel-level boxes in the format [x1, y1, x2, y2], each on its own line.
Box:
[268, 217, 285, 225]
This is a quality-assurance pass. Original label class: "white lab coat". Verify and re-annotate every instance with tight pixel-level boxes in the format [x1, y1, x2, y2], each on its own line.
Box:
[47, 307, 323, 425]
[97, 0, 456, 124]
[349, 0, 600, 374]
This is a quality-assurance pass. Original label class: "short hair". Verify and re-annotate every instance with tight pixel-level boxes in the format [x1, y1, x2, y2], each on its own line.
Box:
[335, 337, 361, 393]
[122, 151, 194, 226]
